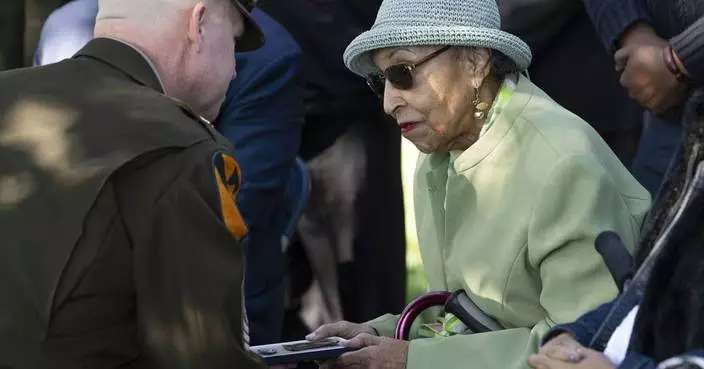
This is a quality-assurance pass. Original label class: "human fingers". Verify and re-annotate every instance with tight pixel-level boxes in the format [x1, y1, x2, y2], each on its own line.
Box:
[308, 321, 367, 340]
[542, 344, 585, 363]
[344, 333, 384, 349]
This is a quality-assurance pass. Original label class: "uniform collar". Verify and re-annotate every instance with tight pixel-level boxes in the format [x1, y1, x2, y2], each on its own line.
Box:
[73, 37, 166, 94]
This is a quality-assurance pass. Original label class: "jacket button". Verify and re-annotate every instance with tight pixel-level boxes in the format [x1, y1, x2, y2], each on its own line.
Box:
[428, 186, 437, 192]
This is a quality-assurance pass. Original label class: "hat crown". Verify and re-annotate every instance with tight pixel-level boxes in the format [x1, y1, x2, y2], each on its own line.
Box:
[373, 0, 501, 30]
[343, 0, 532, 77]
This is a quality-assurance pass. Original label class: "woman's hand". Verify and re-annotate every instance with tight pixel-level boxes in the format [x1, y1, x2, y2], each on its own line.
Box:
[306, 321, 378, 341]
[320, 333, 409, 369]
[270, 364, 297, 369]
[538, 333, 586, 363]
[528, 348, 615, 369]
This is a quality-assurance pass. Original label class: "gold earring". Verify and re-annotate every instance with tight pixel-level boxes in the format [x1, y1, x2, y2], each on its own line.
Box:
[473, 88, 489, 120]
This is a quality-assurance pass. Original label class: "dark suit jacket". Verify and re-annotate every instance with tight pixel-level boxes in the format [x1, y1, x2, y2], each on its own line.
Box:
[258, 0, 383, 160]
[216, 9, 304, 345]
[0, 37, 263, 369]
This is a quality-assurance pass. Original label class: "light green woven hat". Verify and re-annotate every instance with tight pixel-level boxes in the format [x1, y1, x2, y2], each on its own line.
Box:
[343, 0, 532, 77]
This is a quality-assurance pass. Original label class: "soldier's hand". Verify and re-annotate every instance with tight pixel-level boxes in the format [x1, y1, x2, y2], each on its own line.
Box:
[306, 321, 378, 341]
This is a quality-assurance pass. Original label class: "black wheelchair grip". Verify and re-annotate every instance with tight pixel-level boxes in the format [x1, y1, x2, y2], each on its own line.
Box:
[444, 290, 502, 333]
[595, 231, 634, 293]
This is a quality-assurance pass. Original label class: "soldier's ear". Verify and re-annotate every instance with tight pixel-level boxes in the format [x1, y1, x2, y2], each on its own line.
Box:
[187, 3, 207, 45]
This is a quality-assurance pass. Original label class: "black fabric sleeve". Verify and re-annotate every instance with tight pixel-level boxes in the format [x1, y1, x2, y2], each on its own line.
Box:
[582, 0, 653, 52]
[670, 16, 704, 87]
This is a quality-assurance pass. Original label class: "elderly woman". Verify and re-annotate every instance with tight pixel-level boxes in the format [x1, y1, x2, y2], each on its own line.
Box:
[308, 0, 652, 369]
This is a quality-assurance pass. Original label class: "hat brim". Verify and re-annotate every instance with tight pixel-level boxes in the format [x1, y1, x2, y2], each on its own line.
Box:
[343, 25, 532, 77]
[233, 0, 265, 52]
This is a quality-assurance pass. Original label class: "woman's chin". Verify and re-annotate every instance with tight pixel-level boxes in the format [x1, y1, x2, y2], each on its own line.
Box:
[409, 140, 437, 154]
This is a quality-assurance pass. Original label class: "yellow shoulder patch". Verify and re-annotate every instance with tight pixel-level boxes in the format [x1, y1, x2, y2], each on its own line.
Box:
[212, 152, 248, 241]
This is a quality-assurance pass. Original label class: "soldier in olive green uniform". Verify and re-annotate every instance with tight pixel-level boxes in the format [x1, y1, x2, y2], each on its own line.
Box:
[0, 0, 268, 367]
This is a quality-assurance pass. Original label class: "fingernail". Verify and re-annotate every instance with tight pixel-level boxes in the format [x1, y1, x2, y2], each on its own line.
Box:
[306, 333, 315, 340]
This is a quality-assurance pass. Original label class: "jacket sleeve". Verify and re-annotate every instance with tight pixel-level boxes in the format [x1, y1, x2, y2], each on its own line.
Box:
[619, 352, 660, 369]
[366, 314, 401, 338]
[366, 311, 434, 339]
[582, 0, 652, 53]
[670, 16, 704, 87]
[541, 300, 616, 346]
[404, 153, 641, 369]
[132, 149, 265, 369]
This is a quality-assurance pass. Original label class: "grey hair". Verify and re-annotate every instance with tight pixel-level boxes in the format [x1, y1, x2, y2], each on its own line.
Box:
[489, 50, 521, 79]
[454, 46, 521, 80]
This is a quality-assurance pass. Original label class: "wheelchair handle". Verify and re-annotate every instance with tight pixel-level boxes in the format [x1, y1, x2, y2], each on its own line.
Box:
[394, 291, 451, 340]
[394, 290, 501, 340]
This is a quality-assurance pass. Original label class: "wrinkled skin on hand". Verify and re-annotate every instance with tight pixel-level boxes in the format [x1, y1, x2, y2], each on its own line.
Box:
[538, 333, 587, 363]
[319, 333, 409, 369]
[529, 347, 615, 369]
[307, 321, 378, 341]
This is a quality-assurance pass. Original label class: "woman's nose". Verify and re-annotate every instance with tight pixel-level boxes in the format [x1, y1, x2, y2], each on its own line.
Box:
[383, 82, 404, 116]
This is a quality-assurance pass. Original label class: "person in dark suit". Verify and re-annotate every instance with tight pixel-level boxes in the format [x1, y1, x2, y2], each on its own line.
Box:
[0, 0, 269, 367]
[216, 9, 304, 345]
[497, 0, 643, 167]
[33, 0, 305, 345]
[579, 0, 704, 198]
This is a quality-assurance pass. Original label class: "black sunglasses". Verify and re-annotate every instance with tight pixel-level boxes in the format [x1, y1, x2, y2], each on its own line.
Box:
[366, 46, 451, 99]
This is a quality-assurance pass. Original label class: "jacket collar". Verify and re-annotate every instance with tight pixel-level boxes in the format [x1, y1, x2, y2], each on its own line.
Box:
[451, 76, 535, 173]
[73, 37, 166, 94]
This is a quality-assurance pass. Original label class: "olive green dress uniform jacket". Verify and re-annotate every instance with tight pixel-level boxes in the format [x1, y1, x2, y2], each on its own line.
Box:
[0, 38, 266, 369]
[367, 77, 652, 369]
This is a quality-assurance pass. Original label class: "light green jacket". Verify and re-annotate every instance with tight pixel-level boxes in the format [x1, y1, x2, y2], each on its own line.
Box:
[367, 77, 651, 369]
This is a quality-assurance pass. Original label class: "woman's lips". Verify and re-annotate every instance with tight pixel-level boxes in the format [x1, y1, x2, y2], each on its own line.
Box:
[399, 122, 419, 133]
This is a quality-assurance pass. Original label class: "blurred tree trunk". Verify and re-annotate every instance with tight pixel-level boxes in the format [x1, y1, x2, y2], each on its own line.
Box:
[0, 0, 25, 70]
